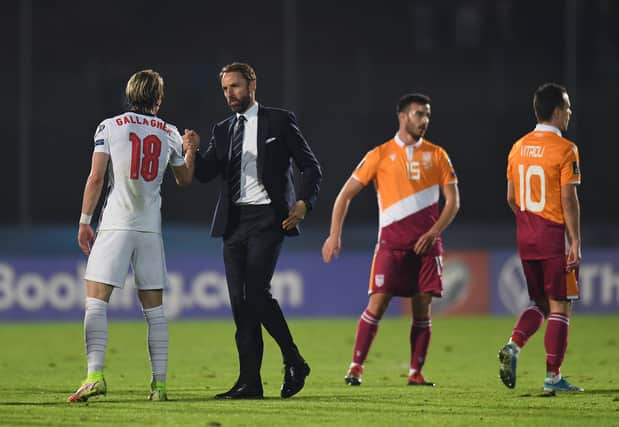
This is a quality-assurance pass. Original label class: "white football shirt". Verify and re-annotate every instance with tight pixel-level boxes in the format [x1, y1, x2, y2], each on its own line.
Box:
[92, 112, 185, 233]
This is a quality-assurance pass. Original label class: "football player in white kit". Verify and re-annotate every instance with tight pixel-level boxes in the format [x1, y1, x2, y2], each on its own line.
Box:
[67, 70, 197, 402]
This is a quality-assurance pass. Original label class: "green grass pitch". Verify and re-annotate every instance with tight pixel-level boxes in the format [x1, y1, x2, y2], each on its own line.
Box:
[0, 315, 618, 426]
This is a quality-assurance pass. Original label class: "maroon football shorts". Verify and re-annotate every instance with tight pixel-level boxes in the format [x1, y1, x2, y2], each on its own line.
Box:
[521, 256, 579, 301]
[368, 245, 443, 297]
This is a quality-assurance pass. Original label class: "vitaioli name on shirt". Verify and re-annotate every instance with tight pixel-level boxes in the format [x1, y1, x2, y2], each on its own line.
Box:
[520, 145, 545, 158]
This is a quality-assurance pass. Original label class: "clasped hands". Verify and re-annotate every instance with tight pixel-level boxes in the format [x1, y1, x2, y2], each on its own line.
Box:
[182, 129, 200, 154]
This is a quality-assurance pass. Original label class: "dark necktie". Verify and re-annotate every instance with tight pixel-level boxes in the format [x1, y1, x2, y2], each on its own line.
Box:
[229, 115, 246, 202]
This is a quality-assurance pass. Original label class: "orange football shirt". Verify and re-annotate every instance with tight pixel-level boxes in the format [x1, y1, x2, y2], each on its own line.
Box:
[352, 134, 457, 251]
[507, 125, 581, 259]
[507, 126, 581, 224]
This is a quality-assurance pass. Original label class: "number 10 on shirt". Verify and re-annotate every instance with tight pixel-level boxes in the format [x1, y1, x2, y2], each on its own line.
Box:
[130, 132, 161, 182]
[518, 164, 546, 212]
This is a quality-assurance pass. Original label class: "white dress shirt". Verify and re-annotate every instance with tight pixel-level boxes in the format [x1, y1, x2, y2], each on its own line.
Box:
[235, 102, 271, 205]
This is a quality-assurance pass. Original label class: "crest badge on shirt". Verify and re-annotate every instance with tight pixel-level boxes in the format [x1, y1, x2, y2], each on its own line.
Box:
[375, 274, 384, 287]
[572, 161, 580, 175]
[422, 152, 433, 169]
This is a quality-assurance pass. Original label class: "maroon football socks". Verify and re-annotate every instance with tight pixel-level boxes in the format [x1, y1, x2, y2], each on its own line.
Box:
[410, 317, 432, 372]
[351, 310, 381, 366]
[511, 305, 546, 348]
[545, 312, 569, 375]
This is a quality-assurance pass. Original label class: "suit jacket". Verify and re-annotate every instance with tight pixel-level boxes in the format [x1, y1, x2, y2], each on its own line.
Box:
[194, 105, 322, 237]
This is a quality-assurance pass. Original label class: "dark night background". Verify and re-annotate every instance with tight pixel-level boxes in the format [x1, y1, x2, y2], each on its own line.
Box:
[3, 0, 618, 247]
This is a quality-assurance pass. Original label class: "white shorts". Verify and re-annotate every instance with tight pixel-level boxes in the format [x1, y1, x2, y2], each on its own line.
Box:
[84, 230, 168, 290]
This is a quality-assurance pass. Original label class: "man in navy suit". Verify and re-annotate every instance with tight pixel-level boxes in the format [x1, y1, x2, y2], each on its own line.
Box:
[185, 62, 322, 399]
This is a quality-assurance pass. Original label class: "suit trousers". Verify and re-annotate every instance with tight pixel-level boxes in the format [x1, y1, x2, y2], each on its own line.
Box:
[222, 204, 302, 384]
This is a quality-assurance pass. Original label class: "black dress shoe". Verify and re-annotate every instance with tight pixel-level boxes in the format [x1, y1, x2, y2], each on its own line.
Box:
[281, 361, 310, 398]
[214, 383, 263, 399]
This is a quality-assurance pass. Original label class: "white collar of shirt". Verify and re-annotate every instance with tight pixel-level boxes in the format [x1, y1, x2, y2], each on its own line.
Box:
[237, 102, 259, 121]
[534, 123, 562, 136]
[395, 133, 423, 148]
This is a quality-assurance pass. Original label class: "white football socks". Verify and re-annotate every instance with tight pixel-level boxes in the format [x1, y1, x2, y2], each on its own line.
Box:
[142, 305, 168, 383]
[84, 297, 108, 375]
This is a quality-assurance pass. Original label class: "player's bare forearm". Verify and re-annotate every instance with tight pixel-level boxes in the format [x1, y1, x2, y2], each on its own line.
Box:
[80, 152, 108, 216]
[328, 178, 364, 238]
[174, 130, 198, 186]
[328, 195, 350, 239]
[78, 153, 107, 256]
[78, 179, 101, 256]
[506, 181, 518, 214]
[173, 151, 196, 187]
[414, 185, 459, 255]
[81, 176, 104, 217]
[322, 178, 364, 262]
[321, 197, 350, 263]
[431, 183, 460, 235]
[561, 184, 580, 243]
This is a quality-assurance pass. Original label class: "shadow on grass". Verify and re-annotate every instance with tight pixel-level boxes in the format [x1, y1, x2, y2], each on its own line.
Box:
[0, 402, 69, 407]
[515, 388, 619, 398]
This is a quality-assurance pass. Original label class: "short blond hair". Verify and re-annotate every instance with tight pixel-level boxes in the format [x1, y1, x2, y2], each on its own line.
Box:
[125, 69, 164, 112]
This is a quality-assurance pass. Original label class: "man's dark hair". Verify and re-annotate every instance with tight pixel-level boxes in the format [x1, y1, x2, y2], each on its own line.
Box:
[220, 62, 257, 83]
[533, 83, 567, 122]
[397, 93, 431, 114]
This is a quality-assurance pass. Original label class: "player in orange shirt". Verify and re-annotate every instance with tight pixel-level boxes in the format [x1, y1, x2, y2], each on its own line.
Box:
[498, 83, 583, 393]
[322, 93, 460, 386]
